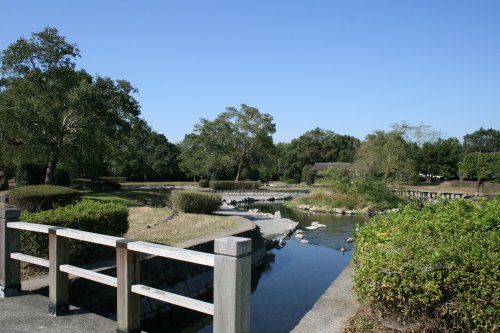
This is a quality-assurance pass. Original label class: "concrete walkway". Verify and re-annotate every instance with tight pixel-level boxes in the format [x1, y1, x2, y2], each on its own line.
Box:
[0, 292, 117, 333]
[217, 206, 299, 239]
[292, 262, 359, 333]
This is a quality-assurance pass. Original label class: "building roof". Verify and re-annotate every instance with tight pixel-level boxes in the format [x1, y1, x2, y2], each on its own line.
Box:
[311, 162, 352, 172]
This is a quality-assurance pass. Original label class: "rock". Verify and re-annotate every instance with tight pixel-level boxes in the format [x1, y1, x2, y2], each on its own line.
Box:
[299, 239, 309, 244]
[311, 221, 319, 226]
[305, 225, 319, 230]
[295, 233, 304, 239]
[274, 211, 282, 219]
[295, 229, 304, 234]
[346, 237, 355, 243]
[340, 246, 346, 253]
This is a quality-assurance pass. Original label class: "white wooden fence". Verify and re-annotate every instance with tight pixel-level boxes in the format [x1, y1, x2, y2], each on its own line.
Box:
[0, 208, 251, 333]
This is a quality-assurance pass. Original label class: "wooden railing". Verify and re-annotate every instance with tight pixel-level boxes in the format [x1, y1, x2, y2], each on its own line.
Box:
[0, 208, 251, 333]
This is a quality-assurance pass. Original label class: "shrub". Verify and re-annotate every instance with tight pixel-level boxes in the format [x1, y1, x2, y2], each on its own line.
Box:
[171, 190, 222, 214]
[351, 177, 401, 210]
[20, 200, 129, 264]
[199, 179, 210, 188]
[301, 165, 315, 185]
[209, 181, 261, 191]
[318, 166, 350, 192]
[353, 198, 500, 331]
[10, 185, 81, 212]
[286, 179, 298, 185]
[0, 171, 8, 191]
[15, 164, 45, 186]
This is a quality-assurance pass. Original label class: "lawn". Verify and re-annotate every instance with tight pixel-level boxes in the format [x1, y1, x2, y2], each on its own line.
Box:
[83, 189, 241, 245]
[83, 189, 168, 207]
[126, 206, 240, 245]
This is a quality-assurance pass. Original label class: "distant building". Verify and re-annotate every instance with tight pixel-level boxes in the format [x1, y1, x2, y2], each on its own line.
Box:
[311, 162, 352, 173]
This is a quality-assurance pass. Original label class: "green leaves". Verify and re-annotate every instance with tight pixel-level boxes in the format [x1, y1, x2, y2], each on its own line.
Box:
[353, 198, 500, 330]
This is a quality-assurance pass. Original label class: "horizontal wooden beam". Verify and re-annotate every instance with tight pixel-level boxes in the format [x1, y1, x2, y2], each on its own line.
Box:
[59, 264, 117, 288]
[7, 222, 50, 234]
[10, 253, 49, 268]
[56, 229, 125, 247]
[131, 284, 214, 315]
[127, 241, 215, 267]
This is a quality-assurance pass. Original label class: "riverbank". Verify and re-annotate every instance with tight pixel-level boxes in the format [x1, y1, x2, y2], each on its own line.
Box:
[292, 262, 359, 333]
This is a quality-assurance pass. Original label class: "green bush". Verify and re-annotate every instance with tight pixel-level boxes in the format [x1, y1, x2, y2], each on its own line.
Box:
[351, 177, 401, 210]
[0, 171, 8, 190]
[54, 169, 71, 186]
[15, 164, 45, 186]
[301, 165, 315, 185]
[209, 181, 261, 191]
[353, 198, 500, 331]
[171, 190, 222, 214]
[21, 200, 129, 264]
[10, 185, 81, 212]
[199, 179, 210, 188]
[285, 179, 298, 185]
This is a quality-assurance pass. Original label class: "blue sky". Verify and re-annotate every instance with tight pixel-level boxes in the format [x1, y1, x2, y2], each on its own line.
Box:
[2, 1, 499, 143]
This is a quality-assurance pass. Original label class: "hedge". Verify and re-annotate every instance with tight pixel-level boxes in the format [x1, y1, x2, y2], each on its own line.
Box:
[171, 190, 222, 214]
[10, 185, 81, 212]
[199, 179, 210, 188]
[15, 164, 45, 186]
[21, 200, 129, 264]
[353, 198, 500, 331]
[209, 181, 261, 191]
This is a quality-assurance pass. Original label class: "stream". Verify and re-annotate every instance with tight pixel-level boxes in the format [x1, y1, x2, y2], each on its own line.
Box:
[144, 203, 366, 333]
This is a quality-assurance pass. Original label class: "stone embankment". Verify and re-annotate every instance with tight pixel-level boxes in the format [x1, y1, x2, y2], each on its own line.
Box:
[293, 203, 372, 215]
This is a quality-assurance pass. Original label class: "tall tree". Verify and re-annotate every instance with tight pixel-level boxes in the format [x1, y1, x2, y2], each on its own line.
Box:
[280, 128, 360, 181]
[179, 104, 275, 181]
[354, 130, 416, 182]
[417, 138, 463, 180]
[0, 27, 141, 183]
[463, 128, 500, 153]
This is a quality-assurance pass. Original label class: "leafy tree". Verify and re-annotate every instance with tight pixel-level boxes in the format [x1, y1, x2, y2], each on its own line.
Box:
[417, 138, 463, 180]
[354, 130, 416, 182]
[390, 122, 441, 147]
[280, 128, 360, 181]
[179, 104, 275, 181]
[458, 152, 500, 191]
[301, 165, 315, 185]
[0, 27, 140, 184]
[109, 119, 181, 181]
[463, 127, 500, 153]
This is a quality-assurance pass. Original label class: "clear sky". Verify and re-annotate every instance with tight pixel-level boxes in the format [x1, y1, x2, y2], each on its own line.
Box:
[2, 1, 499, 143]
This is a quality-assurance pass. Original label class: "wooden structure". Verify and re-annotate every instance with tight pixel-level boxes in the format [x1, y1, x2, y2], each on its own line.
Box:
[0, 207, 251, 333]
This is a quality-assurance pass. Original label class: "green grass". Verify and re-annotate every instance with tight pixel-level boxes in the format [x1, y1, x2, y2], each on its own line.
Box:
[83, 190, 168, 207]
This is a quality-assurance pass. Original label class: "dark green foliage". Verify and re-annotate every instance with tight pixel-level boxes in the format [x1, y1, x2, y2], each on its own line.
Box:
[15, 164, 45, 186]
[209, 181, 261, 190]
[20, 200, 129, 264]
[9, 185, 81, 212]
[463, 127, 500, 153]
[280, 128, 360, 181]
[301, 165, 315, 185]
[417, 138, 463, 179]
[0, 171, 7, 190]
[354, 198, 500, 331]
[171, 190, 222, 214]
[198, 179, 210, 188]
[72, 179, 122, 191]
[54, 169, 71, 186]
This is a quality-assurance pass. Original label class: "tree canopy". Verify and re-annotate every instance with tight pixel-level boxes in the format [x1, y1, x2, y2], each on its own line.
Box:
[463, 127, 500, 153]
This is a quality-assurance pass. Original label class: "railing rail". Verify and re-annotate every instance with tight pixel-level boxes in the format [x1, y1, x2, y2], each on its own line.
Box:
[0, 207, 251, 333]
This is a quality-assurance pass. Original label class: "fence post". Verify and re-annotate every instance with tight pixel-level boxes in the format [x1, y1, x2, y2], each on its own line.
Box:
[213, 236, 252, 333]
[0, 208, 21, 298]
[116, 239, 140, 333]
[48, 227, 69, 316]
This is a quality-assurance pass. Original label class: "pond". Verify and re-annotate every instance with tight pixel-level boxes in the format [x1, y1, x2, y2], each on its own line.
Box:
[143, 203, 366, 333]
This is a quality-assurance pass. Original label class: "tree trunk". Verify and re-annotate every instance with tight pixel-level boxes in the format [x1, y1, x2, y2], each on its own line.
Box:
[235, 161, 243, 182]
[44, 149, 60, 185]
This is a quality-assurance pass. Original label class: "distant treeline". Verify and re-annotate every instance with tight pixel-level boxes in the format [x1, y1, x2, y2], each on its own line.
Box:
[1, 28, 499, 186]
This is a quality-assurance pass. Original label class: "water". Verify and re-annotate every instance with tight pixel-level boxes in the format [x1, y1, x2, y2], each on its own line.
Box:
[145, 203, 366, 333]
